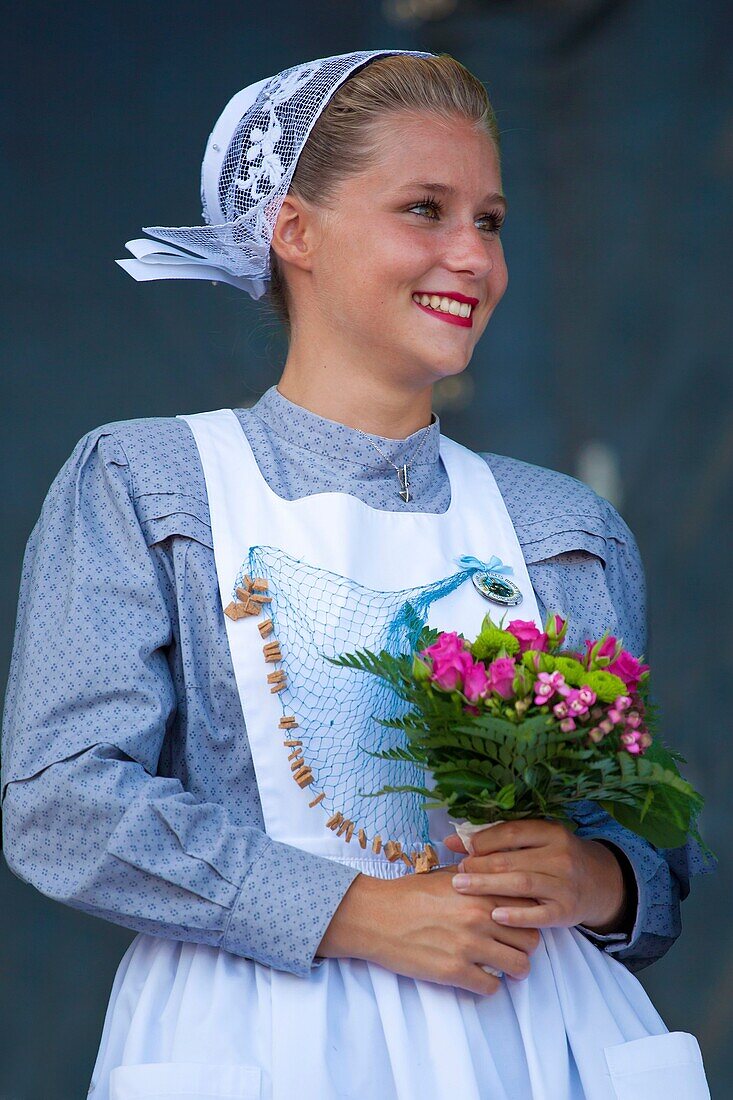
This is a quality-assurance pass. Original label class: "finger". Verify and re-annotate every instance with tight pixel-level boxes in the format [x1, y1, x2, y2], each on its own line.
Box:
[491, 921, 542, 954]
[467, 819, 562, 857]
[452, 870, 557, 898]
[481, 942, 533, 981]
[442, 834, 469, 853]
[459, 849, 565, 878]
[490, 893, 539, 909]
[466, 966, 503, 997]
[491, 904, 560, 928]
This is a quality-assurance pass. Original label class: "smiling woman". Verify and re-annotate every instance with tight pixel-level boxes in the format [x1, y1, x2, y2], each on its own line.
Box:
[4, 48, 713, 1100]
[265, 57, 509, 429]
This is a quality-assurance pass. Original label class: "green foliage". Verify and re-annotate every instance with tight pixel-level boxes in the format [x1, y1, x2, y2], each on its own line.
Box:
[330, 617, 715, 861]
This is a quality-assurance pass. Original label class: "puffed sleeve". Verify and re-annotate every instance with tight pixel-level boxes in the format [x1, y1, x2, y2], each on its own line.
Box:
[527, 508, 717, 973]
[0, 427, 361, 978]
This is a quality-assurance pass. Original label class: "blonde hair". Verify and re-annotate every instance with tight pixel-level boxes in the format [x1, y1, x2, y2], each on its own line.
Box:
[268, 53, 501, 333]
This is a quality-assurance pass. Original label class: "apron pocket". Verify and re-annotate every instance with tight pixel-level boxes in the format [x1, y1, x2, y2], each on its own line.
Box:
[108, 1061, 262, 1100]
[604, 1031, 710, 1099]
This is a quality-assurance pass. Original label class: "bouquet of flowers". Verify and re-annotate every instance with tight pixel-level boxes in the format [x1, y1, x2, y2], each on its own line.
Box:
[328, 610, 714, 859]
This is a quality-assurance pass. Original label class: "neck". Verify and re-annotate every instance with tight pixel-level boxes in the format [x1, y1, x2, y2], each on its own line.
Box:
[277, 351, 435, 441]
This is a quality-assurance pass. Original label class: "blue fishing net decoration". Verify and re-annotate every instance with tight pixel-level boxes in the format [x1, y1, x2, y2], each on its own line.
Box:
[233, 546, 512, 853]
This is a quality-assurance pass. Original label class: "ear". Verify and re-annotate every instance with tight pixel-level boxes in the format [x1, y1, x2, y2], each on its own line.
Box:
[270, 193, 318, 274]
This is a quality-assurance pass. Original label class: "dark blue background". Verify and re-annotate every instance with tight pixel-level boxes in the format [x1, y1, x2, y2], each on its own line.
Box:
[2, 1, 731, 1094]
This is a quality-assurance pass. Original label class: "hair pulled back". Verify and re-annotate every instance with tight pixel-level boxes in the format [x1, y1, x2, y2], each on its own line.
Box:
[267, 53, 500, 333]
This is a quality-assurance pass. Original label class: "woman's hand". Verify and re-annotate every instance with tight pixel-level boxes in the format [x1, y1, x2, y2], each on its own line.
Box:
[442, 819, 627, 934]
[316, 866, 542, 996]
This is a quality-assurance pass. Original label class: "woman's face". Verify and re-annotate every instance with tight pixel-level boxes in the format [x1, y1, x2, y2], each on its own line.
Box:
[297, 110, 508, 388]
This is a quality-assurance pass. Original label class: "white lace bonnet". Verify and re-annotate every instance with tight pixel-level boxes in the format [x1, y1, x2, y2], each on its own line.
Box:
[116, 49, 435, 301]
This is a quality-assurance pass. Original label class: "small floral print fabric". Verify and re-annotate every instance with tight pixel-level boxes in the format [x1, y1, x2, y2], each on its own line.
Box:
[0, 386, 712, 978]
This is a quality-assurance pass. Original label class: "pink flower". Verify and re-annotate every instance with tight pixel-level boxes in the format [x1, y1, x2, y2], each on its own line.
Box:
[421, 632, 493, 701]
[430, 648, 474, 692]
[613, 695, 632, 712]
[621, 730, 643, 755]
[507, 619, 549, 653]
[463, 703, 481, 716]
[545, 613, 569, 647]
[421, 631, 467, 662]
[421, 632, 473, 691]
[578, 687, 597, 708]
[487, 657, 517, 699]
[584, 635, 618, 662]
[560, 717, 576, 733]
[533, 670, 567, 705]
[565, 688, 591, 716]
[553, 700, 569, 719]
[463, 659, 490, 703]
[626, 711, 642, 729]
[606, 650, 650, 693]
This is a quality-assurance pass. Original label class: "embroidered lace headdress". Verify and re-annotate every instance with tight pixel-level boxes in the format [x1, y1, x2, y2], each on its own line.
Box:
[116, 49, 435, 300]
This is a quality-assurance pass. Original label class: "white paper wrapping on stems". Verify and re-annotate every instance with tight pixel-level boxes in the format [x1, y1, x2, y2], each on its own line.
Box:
[451, 819, 506, 978]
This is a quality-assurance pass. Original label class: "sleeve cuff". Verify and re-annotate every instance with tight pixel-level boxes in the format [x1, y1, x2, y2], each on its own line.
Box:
[223, 836, 362, 977]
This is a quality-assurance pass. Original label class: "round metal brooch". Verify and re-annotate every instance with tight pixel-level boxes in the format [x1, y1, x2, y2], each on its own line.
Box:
[471, 571, 523, 606]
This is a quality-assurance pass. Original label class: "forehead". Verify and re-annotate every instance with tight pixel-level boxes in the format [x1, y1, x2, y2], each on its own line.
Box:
[356, 111, 501, 188]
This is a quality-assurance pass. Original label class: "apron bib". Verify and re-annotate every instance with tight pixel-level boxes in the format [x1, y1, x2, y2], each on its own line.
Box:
[88, 409, 710, 1100]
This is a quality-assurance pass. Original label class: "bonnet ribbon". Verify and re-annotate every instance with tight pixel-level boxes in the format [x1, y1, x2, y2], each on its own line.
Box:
[115, 238, 268, 298]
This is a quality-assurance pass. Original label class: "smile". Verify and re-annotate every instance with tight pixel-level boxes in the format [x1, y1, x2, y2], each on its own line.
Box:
[411, 292, 475, 328]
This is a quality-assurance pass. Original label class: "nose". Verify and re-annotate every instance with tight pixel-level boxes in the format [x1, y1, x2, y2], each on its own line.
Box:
[442, 223, 496, 280]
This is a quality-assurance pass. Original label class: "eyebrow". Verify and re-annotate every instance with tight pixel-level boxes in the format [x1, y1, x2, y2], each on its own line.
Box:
[396, 181, 508, 210]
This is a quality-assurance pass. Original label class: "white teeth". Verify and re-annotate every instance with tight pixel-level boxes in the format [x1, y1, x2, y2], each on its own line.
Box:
[412, 292, 474, 318]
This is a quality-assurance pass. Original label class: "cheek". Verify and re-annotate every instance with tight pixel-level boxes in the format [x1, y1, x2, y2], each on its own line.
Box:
[322, 220, 468, 321]
[491, 243, 509, 288]
[332, 244, 418, 316]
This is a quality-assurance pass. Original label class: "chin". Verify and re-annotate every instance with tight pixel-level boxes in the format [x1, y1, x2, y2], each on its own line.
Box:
[427, 352, 473, 380]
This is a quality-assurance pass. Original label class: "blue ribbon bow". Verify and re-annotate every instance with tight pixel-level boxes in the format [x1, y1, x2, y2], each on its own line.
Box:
[454, 554, 514, 576]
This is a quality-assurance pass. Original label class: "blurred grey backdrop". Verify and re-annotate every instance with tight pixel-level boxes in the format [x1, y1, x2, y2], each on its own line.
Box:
[2, 0, 731, 1096]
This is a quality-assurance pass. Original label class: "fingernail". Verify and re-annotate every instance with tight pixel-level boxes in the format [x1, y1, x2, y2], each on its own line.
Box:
[492, 908, 510, 922]
[452, 874, 471, 889]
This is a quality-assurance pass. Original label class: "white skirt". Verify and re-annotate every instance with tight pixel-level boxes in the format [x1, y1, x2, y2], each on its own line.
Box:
[88, 925, 709, 1100]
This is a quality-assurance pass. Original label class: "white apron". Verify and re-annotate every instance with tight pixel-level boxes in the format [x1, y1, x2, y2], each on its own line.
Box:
[88, 409, 710, 1100]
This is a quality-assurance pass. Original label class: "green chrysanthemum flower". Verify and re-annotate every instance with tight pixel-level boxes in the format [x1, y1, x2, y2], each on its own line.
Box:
[522, 650, 556, 673]
[470, 625, 520, 661]
[579, 669, 628, 702]
[553, 656, 586, 686]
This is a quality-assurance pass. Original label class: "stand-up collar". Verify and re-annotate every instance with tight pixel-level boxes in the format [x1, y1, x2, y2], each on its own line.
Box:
[247, 385, 442, 469]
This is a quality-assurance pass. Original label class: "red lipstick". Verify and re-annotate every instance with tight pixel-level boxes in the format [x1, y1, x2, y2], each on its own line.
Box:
[412, 291, 476, 328]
